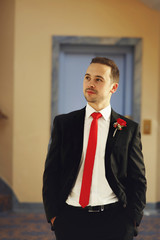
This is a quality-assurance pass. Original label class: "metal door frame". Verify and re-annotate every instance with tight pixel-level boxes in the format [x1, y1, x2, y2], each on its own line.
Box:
[51, 36, 142, 123]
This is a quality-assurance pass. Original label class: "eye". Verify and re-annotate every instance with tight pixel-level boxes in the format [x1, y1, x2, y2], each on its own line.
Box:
[96, 78, 102, 82]
[85, 75, 90, 80]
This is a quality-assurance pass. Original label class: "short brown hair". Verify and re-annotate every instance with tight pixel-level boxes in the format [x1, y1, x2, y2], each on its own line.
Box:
[90, 57, 119, 83]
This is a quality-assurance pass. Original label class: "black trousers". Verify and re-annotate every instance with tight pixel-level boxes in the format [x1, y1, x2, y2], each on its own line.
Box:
[53, 202, 135, 240]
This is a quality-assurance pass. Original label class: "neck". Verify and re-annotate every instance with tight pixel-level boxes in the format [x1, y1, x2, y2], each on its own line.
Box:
[88, 102, 110, 111]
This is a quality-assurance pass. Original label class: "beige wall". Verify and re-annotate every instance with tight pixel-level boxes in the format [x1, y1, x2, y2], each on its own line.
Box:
[0, 0, 160, 203]
[0, 0, 15, 186]
[157, 12, 160, 201]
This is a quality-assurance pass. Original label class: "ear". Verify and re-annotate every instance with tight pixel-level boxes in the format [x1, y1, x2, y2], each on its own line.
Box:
[110, 83, 119, 94]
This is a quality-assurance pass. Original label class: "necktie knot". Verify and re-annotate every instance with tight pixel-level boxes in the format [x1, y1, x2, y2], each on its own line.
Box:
[91, 112, 102, 120]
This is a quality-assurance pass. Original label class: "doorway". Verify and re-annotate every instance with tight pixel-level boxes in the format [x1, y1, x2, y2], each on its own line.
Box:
[58, 44, 133, 118]
[51, 36, 142, 123]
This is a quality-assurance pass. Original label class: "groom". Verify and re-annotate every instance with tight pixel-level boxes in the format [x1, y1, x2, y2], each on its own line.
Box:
[43, 57, 147, 240]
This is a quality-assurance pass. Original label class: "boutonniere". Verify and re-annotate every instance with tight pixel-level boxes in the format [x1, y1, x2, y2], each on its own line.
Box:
[113, 118, 127, 137]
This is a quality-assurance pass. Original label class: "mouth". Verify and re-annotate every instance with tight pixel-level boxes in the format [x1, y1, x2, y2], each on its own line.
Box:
[86, 89, 96, 94]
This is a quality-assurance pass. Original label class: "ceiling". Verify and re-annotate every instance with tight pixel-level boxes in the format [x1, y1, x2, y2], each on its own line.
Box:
[139, 0, 160, 11]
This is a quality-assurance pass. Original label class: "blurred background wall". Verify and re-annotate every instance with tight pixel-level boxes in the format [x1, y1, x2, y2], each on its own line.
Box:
[0, 0, 160, 206]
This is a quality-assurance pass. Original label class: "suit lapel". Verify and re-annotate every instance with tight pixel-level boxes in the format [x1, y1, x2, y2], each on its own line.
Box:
[105, 109, 120, 166]
[72, 107, 85, 163]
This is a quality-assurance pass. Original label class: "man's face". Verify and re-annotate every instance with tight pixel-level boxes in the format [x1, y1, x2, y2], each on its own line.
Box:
[83, 63, 118, 110]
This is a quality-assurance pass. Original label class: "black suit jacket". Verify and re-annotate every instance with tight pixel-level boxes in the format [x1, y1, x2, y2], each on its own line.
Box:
[43, 107, 146, 226]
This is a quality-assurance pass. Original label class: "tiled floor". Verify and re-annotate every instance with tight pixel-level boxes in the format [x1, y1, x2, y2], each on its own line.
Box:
[0, 210, 160, 240]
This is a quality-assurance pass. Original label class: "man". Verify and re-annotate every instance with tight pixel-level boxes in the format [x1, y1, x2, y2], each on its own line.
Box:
[43, 57, 147, 240]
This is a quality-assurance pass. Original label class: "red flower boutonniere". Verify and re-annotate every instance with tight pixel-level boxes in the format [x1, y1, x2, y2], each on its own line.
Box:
[113, 118, 127, 137]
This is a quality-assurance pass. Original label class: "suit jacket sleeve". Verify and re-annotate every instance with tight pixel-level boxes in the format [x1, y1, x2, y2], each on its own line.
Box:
[126, 124, 147, 226]
[42, 116, 61, 222]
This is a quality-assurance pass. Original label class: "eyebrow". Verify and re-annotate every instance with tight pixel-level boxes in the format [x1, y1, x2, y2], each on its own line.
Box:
[85, 73, 104, 80]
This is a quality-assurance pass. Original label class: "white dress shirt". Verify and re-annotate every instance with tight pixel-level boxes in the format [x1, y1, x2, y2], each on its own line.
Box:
[66, 104, 118, 206]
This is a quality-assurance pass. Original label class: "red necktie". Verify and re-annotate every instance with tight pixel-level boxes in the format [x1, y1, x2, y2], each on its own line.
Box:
[79, 112, 102, 208]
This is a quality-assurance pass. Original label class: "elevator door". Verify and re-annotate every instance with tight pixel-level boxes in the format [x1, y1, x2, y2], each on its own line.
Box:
[58, 45, 133, 117]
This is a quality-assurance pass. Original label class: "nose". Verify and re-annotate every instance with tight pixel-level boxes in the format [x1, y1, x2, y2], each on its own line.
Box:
[88, 79, 95, 88]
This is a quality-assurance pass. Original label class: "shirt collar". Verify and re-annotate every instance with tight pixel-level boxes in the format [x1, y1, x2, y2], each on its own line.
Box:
[86, 103, 111, 121]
